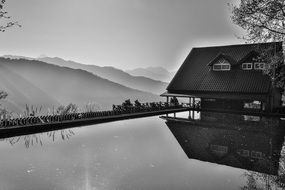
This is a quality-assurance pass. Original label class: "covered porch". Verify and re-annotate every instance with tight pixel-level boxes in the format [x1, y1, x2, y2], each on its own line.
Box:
[161, 91, 269, 112]
[160, 92, 200, 108]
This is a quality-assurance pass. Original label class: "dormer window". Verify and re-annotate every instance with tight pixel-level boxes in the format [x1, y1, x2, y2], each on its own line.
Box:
[242, 63, 252, 70]
[212, 58, 231, 71]
[254, 62, 265, 70]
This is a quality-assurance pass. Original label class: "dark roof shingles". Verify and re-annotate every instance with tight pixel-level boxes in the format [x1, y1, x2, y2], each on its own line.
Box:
[167, 42, 281, 94]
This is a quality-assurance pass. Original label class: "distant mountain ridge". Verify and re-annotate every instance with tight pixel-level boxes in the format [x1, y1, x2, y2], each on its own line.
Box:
[37, 57, 168, 95]
[0, 57, 161, 114]
[2, 55, 34, 60]
[3, 55, 169, 95]
[125, 67, 175, 82]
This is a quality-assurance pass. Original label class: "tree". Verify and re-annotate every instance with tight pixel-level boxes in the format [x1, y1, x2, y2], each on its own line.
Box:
[230, 0, 285, 42]
[0, 91, 8, 119]
[0, 91, 7, 100]
[230, 0, 285, 91]
[0, 0, 20, 117]
[0, 0, 20, 32]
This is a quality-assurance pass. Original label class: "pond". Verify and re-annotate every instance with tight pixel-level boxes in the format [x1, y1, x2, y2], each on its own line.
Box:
[0, 111, 284, 190]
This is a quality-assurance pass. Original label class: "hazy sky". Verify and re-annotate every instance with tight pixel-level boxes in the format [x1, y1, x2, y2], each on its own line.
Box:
[0, 0, 244, 71]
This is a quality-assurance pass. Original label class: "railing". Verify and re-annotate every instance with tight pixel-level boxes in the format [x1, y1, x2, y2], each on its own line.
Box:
[0, 102, 184, 129]
[182, 102, 201, 109]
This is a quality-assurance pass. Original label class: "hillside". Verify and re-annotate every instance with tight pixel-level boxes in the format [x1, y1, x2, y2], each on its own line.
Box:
[38, 57, 168, 95]
[126, 67, 175, 82]
[0, 58, 161, 114]
[0, 63, 60, 114]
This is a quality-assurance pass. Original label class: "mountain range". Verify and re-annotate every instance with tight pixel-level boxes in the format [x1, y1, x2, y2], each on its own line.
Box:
[0, 57, 162, 114]
[37, 57, 168, 95]
[125, 67, 175, 82]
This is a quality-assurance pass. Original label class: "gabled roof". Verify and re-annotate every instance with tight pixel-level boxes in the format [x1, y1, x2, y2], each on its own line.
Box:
[167, 42, 282, 95]
[237, 50, 260, 64]
[207, 53, 236, 66]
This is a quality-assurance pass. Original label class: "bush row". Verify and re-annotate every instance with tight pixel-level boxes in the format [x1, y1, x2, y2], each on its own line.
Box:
[0, 103, 183, 128]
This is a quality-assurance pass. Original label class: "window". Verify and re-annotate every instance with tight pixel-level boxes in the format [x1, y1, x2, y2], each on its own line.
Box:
[242, 63, 252, 70]
[238, 149, 250, 157]
[204, 98, 216, 102]
[243, 115, 260, 122]
[251, 151, 263, 159]
[254, 62, 265, 70]
[210, 144, 228, 154]
[243, 101, 261, 109]
[213, 58, 231, 71]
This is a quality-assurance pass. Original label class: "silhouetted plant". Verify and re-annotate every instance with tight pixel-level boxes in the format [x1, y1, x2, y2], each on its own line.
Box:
[84, 102, 100, 112]
[170, 97, 179, 106]
[0, 108, 13, 120]
[0, 91, 12, 120]
[0, 91, 7, 99]
[134, 99, 141, 107]
[122, 99, 132, 107]
[23, 104, 43, 117]
[5, 129, 75, 148]
[56, 103, 78, 115]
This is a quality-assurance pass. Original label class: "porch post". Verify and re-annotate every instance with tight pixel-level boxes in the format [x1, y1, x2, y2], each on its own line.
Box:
[166, 96, 169, 117]
[189, 97, 191, 118]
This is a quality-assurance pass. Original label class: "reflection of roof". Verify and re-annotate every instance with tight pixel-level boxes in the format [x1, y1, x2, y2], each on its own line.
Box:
[165, 118, 283, 175]
[167, 42, 282, 94]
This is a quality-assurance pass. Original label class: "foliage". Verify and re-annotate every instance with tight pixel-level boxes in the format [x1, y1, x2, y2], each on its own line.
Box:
[241, 171, 285, 190]
[170, 97, 179, 106]
[230, 0, 285, 42]
[240, 141, 285, 190]
[0, 91, 11, 119]
[134, 99, 141, 107]
[84, 102, 100, 112]
[56, 103, 78, 115]
[22, 104, 42, 117]
[230, 0, 285, 90]
[5, 129, 75, 148]
[0, 1, 19, 118]
[122, 99, 133, 108]
[0, 91, 7, 99]
[0, 108, 13, 120]
[241, 172, 261, 190]
[0, 0, 20, 32]
[257, 45, 285, 90]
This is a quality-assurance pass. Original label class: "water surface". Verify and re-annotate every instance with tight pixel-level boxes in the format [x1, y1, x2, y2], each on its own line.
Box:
[0, 112, 283, 190]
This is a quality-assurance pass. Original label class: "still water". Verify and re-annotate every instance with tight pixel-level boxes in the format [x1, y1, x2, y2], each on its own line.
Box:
[0, 112, 284, 190]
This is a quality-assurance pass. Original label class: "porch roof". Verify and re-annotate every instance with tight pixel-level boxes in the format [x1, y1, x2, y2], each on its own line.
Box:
[161, 91, 268, 101]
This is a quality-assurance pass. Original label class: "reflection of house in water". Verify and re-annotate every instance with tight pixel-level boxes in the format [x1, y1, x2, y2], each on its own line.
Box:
[164, 114, 285, 175]
[198, 112, 281, 130]
[165, 111, 282, 131]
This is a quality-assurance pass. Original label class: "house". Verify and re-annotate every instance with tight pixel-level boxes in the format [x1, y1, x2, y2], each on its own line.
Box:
[162, 42, 283, 112]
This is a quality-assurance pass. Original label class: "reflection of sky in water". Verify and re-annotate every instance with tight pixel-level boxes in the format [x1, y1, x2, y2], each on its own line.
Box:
[0, 115, 248, 190]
